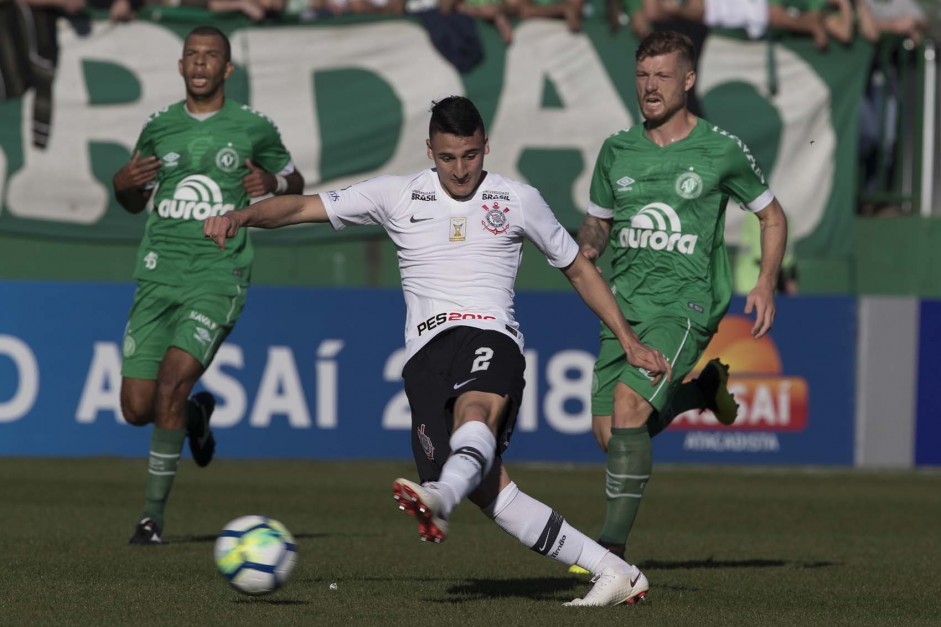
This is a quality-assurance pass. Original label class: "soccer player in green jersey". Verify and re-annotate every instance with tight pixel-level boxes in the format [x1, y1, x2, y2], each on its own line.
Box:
[112, 25, 304, 545]
[574, 31, 788, 564]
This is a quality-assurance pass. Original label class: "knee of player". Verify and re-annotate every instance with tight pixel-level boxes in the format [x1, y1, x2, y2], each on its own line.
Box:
[612, 386, 653, 427]
[120, 399, 152, 426]
[153, 377, 195, 407]
[453, 396, 505, 432]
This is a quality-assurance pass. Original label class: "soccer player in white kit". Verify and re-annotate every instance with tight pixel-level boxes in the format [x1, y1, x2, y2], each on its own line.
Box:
[203, 96, 671, 606]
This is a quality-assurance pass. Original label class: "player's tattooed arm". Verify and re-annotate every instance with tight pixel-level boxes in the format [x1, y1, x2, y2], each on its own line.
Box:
[576, 215, 612, 264]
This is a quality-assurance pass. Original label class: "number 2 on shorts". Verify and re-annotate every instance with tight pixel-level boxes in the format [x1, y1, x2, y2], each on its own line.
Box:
[471, 347, 494, 372]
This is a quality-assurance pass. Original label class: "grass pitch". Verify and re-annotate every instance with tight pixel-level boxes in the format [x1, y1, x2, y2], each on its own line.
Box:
[1, 458, 939, 626]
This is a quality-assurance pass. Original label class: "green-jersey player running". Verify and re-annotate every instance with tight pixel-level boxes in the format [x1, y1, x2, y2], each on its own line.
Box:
[574, 30, 788, 567]
[112, 25, 304, 545]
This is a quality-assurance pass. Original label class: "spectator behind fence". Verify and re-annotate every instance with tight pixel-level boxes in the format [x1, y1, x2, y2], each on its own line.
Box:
[855, 0, 927, 214]
[515, 0, 585, 34]
[859, 0, 927, 44]
[88, 0, 136, 20]
[642, 0, 859, 47]
[414, 4, 485, 74]
[7, 0, 84, 148]
[608, 0, 651, 38]
[200, 0, 285, 21]
[0, 0, 32, 101]
[443, 0, 513, 45]
[314, 0, 405, 16]
[642, 0, 767, 39]
[768, 0, 840, 49]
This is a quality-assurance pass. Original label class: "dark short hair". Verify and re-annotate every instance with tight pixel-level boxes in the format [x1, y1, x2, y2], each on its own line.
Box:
[429, 96, 485, 138]
[636, 31, 696, 69]
[185, 25, 231, 63]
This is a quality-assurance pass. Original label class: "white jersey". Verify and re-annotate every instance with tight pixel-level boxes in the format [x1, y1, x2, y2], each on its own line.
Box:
[320, 169, 579, 361]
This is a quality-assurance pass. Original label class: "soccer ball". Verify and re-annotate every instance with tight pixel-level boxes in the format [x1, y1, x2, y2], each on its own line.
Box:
[214, 515, 298, 596]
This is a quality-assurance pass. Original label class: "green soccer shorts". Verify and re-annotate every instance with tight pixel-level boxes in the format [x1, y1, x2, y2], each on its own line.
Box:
[590, 315, 713, 416]
[121, 280, 247, 380]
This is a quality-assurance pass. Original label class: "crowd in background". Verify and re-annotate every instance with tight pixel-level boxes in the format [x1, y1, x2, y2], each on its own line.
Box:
[3, 0, 933, 43]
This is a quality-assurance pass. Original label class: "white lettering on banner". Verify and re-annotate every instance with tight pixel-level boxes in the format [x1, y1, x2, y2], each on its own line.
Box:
[7, 22, 182, 223]
[250, 346, 312, 428]
[487, 20, 633, 214]
[498, 349, 595, 434]
[76, 342, 123, 423]
[0, 334, 39, 422]
[381, 348, 410, 430]
[315, 339, 344, 429]
[59, 340, 596, 434]
[698, 37, 833, 242]
[543, 350, 594, 434]
[518, 349, 539, 432]
[683, 432, 781, 452]
[201, 344, 247, 428]
[735, 381, 792, 427]
[235, 23, 463, 188]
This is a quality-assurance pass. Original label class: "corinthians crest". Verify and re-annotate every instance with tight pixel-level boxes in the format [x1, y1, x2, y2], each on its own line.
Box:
[417, 424, 434, 461]
[481, 202, 510, 235]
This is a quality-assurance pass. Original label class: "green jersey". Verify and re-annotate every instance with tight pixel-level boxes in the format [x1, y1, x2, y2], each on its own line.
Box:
[588, 118, 772, 330]
[132, 99, 293, 287]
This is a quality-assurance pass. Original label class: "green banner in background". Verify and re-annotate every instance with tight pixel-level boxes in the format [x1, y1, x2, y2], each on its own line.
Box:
[0, 15, 870, 262]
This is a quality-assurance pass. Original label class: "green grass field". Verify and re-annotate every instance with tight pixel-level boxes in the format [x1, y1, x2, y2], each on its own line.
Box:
[1, 458, 939, 626]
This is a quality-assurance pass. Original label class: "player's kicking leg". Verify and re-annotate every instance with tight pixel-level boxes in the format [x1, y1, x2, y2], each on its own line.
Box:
[392, 478, 449, 543]
[392, 418, 496, 543]
[478, 468, 648, 606]
[645, 357, 740, 436]
[697, 358, 739, 425]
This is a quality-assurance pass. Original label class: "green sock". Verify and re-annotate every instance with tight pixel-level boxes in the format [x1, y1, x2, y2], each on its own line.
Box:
[647, 382, 704, 437]
[599, 426, 652, 548]
[141, 427, 186, 528]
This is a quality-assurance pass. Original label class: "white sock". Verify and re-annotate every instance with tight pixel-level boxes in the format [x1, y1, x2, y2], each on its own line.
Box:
[435, 421, 496, 518]
[485, 482, 631, 575]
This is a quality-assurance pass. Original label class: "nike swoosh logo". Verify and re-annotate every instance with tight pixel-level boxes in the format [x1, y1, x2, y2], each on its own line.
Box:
[536, 535, 551, 553]
[410, 216, 434, 223]
[630, 573, 641, 587]
[453, 378, 476, 390]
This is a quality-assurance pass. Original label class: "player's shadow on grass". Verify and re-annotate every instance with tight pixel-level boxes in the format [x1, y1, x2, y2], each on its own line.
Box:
[638, 557, 840, 570]
[437, 559, 840, 602]
[441, 577, 581, 602]
[233, 597, 309, 606]
[169, 531, 329, 545]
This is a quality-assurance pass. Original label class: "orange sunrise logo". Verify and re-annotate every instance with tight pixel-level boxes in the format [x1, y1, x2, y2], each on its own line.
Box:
[671, 315, 809, 431]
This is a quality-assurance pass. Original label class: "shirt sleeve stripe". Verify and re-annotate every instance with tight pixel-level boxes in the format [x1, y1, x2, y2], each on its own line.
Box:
[745, 189, 775, 213]
[587, 201, 614, 219]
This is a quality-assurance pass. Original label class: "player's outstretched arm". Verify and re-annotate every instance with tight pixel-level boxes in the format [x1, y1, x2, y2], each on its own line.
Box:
[203, 194, 329, 249]
[561, 253, 672, 384]
[745, 198, 788, 339]
[242, 159, 305, 198]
